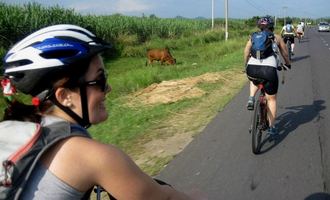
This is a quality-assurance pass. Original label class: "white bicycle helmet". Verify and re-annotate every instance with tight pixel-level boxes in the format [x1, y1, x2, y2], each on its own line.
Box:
[3, 24, 112, 128]
[3, 24, 111, 96]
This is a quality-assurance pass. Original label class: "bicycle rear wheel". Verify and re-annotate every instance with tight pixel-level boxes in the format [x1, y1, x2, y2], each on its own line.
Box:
[251, 99, 262, 154]
[287, 41, 292, 60]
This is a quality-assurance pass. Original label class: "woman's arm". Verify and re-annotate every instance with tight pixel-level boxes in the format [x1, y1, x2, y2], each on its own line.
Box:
[275, 35, 290, 65]
[83, 139, 195, 200]
[243, 39, 252, 66]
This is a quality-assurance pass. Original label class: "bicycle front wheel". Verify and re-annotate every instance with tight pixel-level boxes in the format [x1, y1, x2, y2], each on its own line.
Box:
[251, 99, 262, 154]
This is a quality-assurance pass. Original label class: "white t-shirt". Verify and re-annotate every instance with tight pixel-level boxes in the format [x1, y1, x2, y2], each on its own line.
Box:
[297, 24, 304, 33]
[248, 55, 278, 69]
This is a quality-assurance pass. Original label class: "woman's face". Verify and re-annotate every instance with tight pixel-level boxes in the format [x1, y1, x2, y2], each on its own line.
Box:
[72, 55, 111, 124]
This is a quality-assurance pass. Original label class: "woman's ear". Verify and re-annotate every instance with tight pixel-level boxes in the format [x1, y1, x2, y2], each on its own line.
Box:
[54, 87, 73, 107]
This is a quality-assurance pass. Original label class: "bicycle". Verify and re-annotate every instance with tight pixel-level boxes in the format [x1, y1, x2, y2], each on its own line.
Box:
[248, 64, 289, 154]
[249, 80, 269, 154]
[94, 178, 171, 200]
[282, 34, 293, 61]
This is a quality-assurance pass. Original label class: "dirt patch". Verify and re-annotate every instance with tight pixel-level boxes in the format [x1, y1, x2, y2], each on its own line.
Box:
[126, 69, 247, 174]
[131, 72, 234, 105]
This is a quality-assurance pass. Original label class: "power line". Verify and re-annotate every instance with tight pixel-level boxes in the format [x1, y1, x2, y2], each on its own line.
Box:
[245, 0, 270, 15]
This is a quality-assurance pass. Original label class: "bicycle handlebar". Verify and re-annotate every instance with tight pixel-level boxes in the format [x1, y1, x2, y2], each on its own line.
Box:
[277, 63, 291, 71]
[95, 178, 172, 200]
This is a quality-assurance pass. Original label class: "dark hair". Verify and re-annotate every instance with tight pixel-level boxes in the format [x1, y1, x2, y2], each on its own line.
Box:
[3, 100, 41, 122]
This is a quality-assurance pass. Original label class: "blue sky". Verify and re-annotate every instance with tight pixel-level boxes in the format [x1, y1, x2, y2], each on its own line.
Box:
[2, 0, 329, 19]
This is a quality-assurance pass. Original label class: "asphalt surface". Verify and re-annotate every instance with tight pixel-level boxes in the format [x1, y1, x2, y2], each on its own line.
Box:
[157, 27, 330, 200]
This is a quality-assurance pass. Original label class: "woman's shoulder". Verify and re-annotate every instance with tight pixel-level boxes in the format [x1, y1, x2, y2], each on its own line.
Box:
[62, 136, 132, 170]
[43, 136, 131, 190]
[63, 136, 122, 159]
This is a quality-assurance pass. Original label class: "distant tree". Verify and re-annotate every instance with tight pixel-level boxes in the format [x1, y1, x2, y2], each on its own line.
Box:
[149, 14, 157, 19]
[175, 15, 185, 19]
[195, 16, 206, 20]
[112, 13, 123, 17]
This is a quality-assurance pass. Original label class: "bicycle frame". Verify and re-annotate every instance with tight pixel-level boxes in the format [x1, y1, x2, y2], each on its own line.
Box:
[286, 40, 292, 61]
[258, 86, 268, 131]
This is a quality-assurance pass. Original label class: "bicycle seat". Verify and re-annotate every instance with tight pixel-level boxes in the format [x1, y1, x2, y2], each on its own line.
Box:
[248, 76, 267, 87]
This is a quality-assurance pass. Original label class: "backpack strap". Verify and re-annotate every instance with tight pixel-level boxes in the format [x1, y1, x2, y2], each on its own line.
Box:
[12, 120, 91, 200]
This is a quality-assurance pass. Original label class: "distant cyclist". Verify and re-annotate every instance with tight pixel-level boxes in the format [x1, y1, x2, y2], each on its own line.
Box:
[296, 22, 304, 41]
[281, 18, 296, 55]
[244, 16, 291, 136]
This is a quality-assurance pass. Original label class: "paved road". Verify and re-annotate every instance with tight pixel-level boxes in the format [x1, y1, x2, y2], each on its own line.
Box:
[158, 27, 330, 200]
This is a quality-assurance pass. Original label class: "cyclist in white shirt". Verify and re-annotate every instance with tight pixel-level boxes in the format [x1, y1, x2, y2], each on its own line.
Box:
[281, 19, 296, 55]
[296, 22, 304, 41]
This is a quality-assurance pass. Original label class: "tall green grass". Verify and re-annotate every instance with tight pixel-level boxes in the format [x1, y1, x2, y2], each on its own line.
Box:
[0, 2, 251, 149]
[0, 2, 253, 59]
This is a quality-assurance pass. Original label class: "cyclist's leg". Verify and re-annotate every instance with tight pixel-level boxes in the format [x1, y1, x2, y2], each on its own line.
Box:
[249, 81, 258, 97]
[246, 65, 260, 110]
[297, 32, 302, 41]
[247, 81, 258, 110]
[265, 93, 276, 127]
[290, 36, 295, 54]
[263, 67, 279, 134]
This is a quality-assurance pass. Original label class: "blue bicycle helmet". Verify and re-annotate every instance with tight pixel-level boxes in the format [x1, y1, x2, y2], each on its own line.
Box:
[257, 16, 274, 30]
[3, 24, 111, 96]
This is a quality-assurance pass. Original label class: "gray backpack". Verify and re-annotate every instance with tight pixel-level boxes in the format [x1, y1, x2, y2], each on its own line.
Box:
[0, 119, 91, 200]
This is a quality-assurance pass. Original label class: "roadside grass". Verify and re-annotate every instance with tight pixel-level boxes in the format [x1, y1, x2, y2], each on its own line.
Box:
[105, 35, 247, 99]
[90, 38, 246, 144]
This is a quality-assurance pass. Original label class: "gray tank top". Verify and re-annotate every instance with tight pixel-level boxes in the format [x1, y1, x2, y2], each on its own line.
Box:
[20, 162, 84, 199]
[20, 116, 85, 199]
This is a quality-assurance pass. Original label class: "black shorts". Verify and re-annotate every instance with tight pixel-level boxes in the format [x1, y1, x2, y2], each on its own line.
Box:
[283, 35, 295, 44]
[246, 65, 278, 95]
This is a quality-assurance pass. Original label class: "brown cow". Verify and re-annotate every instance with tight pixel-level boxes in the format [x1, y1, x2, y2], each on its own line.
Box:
[146, 47, 176, 66]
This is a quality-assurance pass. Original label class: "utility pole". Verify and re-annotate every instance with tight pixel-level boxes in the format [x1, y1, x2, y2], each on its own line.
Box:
[212, 0, 214, 29]
[225, 0, 228, 41]
[283, 6, 287, 25]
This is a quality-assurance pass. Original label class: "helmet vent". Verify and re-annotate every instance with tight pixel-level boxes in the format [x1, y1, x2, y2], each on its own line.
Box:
[40, 49, 80, 59]
[6, 59, 33, 68]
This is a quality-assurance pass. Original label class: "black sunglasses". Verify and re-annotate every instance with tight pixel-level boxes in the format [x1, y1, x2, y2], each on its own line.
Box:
[83, 72, 110, 92]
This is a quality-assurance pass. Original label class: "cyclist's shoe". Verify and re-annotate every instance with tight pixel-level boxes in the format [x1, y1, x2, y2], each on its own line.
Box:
[268, 126, 278, 139]
[247, 96, 255, 110]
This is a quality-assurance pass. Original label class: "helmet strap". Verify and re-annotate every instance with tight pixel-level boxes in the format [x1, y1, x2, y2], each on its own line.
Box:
[79, 84, 91, 128]
[50, 85, 91, 128]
